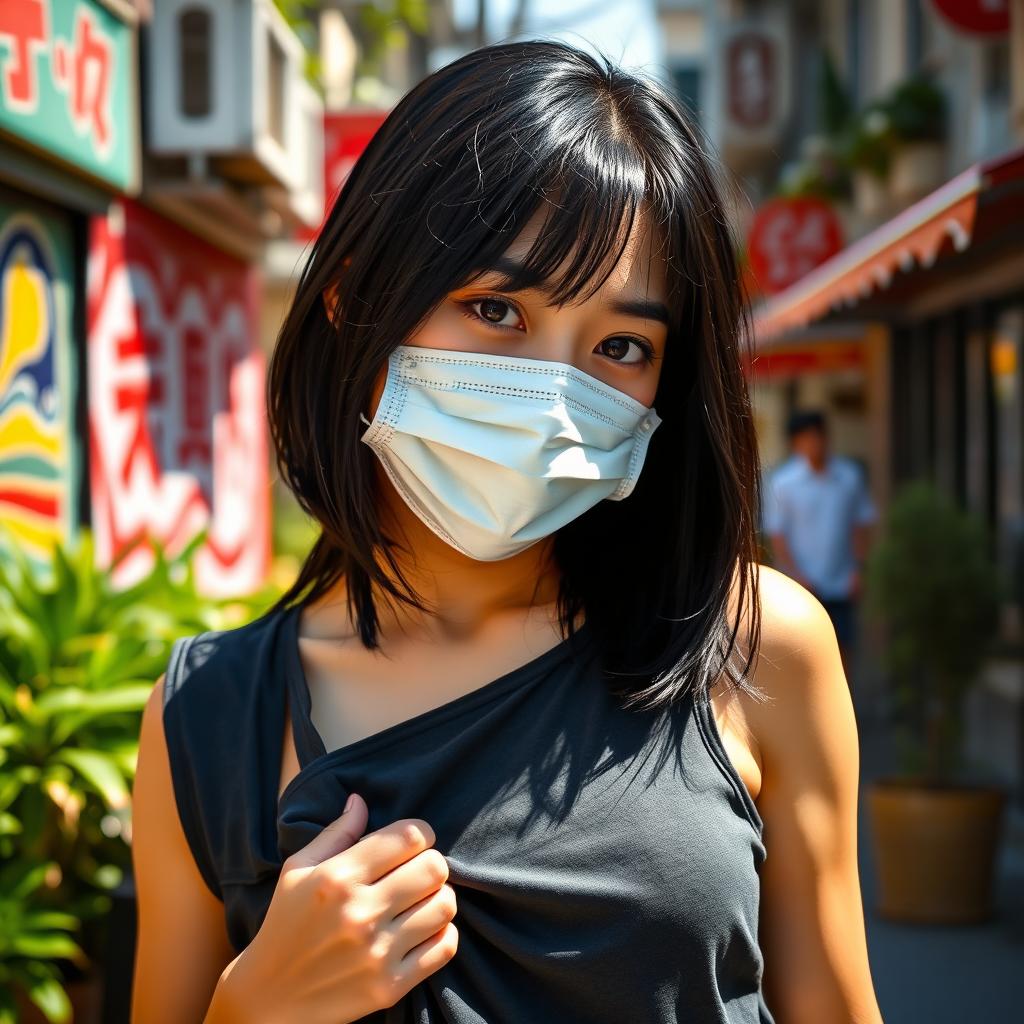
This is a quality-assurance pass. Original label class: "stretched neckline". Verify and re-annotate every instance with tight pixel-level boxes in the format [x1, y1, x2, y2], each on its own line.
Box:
[277, 602, 593, 806]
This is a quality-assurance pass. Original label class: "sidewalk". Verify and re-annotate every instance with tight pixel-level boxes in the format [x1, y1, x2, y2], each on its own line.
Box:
[852, 662, 1024, 1023]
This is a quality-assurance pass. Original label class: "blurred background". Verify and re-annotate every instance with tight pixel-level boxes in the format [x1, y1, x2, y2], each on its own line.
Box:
[0, 1, 1022, 1021]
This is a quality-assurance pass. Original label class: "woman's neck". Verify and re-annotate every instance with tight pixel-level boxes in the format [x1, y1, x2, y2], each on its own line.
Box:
[378, 530, 561, 642]
[307, 474, 564, 645]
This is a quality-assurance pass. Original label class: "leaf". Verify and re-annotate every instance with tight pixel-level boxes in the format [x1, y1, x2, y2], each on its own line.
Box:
[22, 911, 79, 932]
[26, 973, 72, 1024]
[0, 813, 22, 836]
[37, 684, 152, 746]
[0, 860, 51, 900]
[52, 749, 130, 810]
[8, 932, 83, 960]
[0, 774, 24, 811]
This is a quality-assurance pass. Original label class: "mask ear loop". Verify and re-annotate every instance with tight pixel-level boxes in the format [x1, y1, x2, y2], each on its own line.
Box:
[359, 412, 372, 427]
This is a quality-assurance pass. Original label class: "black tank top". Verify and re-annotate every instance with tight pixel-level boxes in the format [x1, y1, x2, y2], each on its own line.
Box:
[161, 603, 775, 1023]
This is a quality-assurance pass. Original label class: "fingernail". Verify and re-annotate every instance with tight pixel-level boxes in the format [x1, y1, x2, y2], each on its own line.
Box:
[344, 793, 356, 812]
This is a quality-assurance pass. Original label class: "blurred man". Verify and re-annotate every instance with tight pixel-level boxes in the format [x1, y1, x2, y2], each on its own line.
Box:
[763, 410, 877, 681]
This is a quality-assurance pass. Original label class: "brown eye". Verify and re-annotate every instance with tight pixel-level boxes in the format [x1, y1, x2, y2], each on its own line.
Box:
[460, 296, 523, 331]
[479, 298, 509, 323]
[597, 337, 653, 365]
[601, 338, 631, 360]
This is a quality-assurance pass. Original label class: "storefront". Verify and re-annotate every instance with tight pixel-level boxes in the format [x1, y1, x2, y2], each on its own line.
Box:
[755, 144, 1024, 803]
[0, 1, 307, 597]
[0, 0, 139, 571]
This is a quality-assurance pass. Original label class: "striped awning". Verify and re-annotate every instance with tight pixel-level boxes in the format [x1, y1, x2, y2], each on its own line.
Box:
[753, 145, 1024, 344]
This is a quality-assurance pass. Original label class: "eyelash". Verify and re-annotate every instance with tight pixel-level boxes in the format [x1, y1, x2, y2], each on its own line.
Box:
[457, 295, 657, 366]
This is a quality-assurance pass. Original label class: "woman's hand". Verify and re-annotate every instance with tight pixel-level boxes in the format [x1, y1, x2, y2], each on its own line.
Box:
[211, 793, 458, 1024]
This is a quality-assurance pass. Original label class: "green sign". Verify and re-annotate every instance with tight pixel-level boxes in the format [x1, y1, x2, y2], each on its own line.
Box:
[0, 0, 138, 193]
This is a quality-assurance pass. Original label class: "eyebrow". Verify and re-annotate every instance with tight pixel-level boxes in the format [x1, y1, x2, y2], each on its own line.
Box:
[472, 255, 671, 327]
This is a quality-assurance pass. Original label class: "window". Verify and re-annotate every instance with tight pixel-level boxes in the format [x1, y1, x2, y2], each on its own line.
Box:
[179, 7, 212, 119]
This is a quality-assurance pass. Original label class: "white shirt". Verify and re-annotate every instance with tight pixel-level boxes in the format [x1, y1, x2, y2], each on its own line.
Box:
[762, 452, 878, 600]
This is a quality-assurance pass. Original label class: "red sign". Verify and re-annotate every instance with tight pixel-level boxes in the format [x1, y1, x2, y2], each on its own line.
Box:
[931, 0, 1009, 34]
[726, 32, 777, 130]
[87, 201, 270, 597]
[747, 197, 844, 296]
[297, 109, 390, 242]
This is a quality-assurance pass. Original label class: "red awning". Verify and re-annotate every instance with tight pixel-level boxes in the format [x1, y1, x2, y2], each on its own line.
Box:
[753, 145, 1024, 344]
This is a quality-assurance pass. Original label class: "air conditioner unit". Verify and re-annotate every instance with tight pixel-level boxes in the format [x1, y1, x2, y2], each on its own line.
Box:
[146, 0, 317, 193]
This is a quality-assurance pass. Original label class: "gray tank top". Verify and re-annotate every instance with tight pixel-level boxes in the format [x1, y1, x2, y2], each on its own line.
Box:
[162, 603, 775, 1023]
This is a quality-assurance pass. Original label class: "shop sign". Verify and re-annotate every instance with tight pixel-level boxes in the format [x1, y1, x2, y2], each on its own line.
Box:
[726, 32, 777, 130]
[0, 188, 78, 569]
[747, 196, 844, 296]
[87, 201, 269, 596]
[297, 109, 389, 241]
[0, 0, 138, 192]
[931, 0, 1010, 35]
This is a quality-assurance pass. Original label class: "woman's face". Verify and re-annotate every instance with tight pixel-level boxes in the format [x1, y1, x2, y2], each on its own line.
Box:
[367, 207, 670, 418]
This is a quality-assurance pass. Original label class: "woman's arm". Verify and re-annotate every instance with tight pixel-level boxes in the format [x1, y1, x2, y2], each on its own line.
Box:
[747, 566, 884, 1024]
[131, 675, 239, 1023]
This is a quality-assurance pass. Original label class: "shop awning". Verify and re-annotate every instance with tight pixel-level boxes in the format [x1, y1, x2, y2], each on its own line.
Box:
[753, 144, 1024, 344]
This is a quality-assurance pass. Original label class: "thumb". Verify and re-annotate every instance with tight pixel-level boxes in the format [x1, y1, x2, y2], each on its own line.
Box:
[287, 792, 368, 870]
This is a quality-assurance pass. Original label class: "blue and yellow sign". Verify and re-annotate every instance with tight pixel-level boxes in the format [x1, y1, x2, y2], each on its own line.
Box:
[0, 0, 138, 193]
[0, 190, 78, 565]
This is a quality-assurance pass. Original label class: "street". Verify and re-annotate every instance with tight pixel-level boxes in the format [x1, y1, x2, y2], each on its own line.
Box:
[853, 665, 1024, 1023]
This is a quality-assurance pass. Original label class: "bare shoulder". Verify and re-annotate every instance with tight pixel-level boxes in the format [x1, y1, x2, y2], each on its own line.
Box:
[715, 563, 855, 771]
[750, 564, 844, 689]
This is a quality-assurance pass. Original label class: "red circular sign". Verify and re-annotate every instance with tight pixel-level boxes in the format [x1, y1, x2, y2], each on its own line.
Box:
[747, 197, 844, 295]
[931, 0, 1010, 35]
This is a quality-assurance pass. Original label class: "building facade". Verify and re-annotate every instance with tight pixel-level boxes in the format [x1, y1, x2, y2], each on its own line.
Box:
[0, 0, 321, 596]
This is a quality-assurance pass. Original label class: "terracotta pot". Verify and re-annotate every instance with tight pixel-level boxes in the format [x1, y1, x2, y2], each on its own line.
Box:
[13, 970, 104, 1024]
[852, 168, 890, 220]
[867, 778, 1006, 924]
[889, 140, 946, 204]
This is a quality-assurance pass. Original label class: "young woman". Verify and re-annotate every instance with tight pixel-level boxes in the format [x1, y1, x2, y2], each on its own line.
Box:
[131, 40, 883, 1024]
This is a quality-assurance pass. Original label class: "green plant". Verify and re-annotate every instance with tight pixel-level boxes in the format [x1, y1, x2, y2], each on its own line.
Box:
[839, 101, 896, 179]
[883, 72, 946, 144]
[863, 481, 1005, 784]
[820, 48, 854, 138]
[0, 526, 281, 1022]
[0, 862, 85, 1024]
[778, 137, 851, 202]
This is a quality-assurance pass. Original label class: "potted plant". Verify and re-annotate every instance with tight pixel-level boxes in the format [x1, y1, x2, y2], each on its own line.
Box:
[0, 527, 280, 1022]
[862, 480, 1007, 924]
[839, 101, 896, 220]
[883, 72, 947, 203]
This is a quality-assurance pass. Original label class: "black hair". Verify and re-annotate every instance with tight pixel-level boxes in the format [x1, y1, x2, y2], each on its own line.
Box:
[266, 39, 767, 711]
[786, 409, 827, 439]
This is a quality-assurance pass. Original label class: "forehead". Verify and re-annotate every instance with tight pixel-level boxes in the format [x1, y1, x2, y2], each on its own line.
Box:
[498, 203, 669, 302]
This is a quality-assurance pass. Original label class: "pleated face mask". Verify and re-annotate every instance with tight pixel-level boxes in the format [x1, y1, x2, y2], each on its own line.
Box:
[359, 345, 662, 561]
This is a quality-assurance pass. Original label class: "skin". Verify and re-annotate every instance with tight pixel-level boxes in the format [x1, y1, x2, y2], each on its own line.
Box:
[768, 425, 875, 679]
[131, 205, 883, 1023]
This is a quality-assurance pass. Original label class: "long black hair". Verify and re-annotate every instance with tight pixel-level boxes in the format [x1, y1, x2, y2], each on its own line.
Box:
[266, 39, 766, 712]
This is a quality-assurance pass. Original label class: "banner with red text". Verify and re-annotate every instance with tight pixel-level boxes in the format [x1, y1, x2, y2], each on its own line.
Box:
[87, 200, 269, 596]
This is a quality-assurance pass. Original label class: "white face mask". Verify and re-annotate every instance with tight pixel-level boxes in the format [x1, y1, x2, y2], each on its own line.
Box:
[359, 345, 662, 561]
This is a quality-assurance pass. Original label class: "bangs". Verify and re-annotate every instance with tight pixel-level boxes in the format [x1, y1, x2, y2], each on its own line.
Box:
[447, 102, 679, 320]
